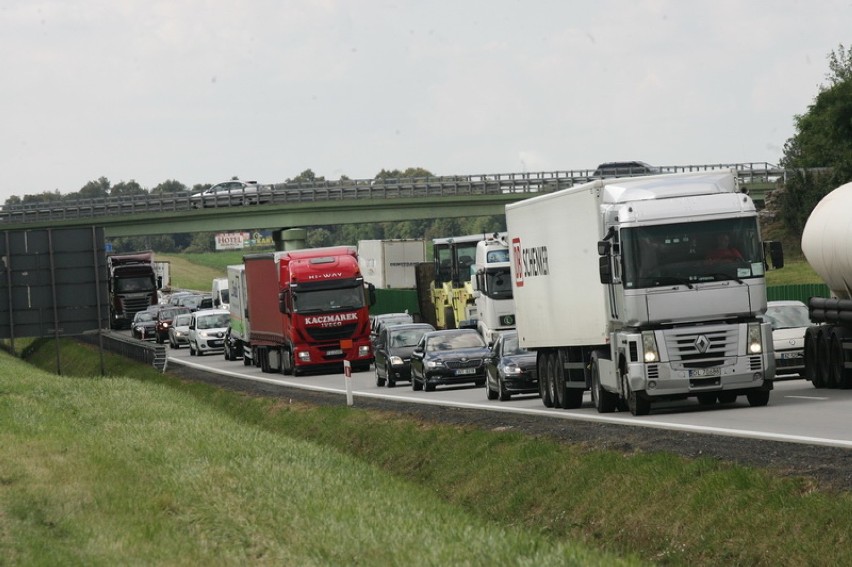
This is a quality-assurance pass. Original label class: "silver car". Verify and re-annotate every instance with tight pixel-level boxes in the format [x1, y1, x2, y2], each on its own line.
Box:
[764, 300, 811, 378]
[188, 309, 230, 356]
[191, 180, 260, 208]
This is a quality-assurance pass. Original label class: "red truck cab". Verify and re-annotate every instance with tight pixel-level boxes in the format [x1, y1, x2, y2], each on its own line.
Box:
[244, 246, 375, 375]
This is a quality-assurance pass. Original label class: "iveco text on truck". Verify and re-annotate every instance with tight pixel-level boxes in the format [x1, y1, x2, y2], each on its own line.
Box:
[506, 170, 778, 415]
[243, 246, 375, 375]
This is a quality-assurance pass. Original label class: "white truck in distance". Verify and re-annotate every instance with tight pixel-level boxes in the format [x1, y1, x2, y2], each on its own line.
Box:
[357, 239, 426, 289]
[506, 170, 778, 415]
[470, 233, 515, 344]
[223, 265, 251, 365]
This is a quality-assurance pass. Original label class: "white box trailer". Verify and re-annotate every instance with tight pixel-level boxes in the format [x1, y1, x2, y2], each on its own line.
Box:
[224, 265, 252, 365]
[506, 170, 777, 415]
[357, 239, 426, 289]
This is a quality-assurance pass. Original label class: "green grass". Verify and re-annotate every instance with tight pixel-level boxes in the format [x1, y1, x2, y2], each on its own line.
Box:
[7, 339, 852, 566]
[1, 344, 628, 566]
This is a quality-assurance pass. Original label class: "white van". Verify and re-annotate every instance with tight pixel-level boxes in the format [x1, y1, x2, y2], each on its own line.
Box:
[188, 309, 230, 356]
[212, 277, 229, 311]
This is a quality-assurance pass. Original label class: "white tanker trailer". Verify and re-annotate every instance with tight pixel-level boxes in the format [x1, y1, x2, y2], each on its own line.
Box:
[801, 180, 852, 388]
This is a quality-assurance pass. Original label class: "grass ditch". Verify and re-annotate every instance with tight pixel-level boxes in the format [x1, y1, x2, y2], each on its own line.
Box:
[9, 338, 852, 565]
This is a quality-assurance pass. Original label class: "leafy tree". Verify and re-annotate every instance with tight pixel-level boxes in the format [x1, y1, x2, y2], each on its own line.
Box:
[779, 44, 852, 236]
[76, 177, 111, 200]
[151, 180, 188, 195]
[289, 169, 325, 183]
[111, 180, 147, 198]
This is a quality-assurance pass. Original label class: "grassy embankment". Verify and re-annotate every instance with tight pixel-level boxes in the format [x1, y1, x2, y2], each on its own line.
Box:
[2, 335, 850, 565]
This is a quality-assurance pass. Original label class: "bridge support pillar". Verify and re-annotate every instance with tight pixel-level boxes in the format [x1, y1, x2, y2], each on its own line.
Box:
[273, 228, 307, 251]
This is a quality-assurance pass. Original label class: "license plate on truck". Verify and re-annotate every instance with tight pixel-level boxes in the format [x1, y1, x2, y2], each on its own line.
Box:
[455, 368, 476, 375]
[688, 367, 721, 378]
[327, 349, 343, 356]
[781, 352, 802, 359]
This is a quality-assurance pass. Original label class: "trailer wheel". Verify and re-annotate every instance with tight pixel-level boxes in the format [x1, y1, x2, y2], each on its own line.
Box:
[804, 328, 822, 387]
[818, 328, 835, 387]
[538, 354, 553, 408]
[746, 389, 770, 407]
[553, 352, 568, 408]
[830, 328, 852, 389]
[590, 353, 616, 413]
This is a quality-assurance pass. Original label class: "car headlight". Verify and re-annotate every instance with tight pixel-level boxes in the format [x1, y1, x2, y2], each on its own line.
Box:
[500, 362, 522, 375]
[425, 359, 444, 368]
[389, 356, 404, 366]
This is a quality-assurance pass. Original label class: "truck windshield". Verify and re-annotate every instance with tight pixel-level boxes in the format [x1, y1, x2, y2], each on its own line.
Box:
[115, 276, 154, 293]
[293, 285, 365, 313]
[621, 218, 763, 289]
[482, 268, 513, 300]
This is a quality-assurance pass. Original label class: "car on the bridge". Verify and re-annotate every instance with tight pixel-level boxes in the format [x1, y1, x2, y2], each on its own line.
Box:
[188, 309, 230, 356]
[484, 330, 538, 401]
[764, 300, 811, 378]
[374, 323, 435, 388]
[191, 180, 261, 208]
[410, 329, 490, 392]
[593, 161, 659, 178]
[168, 312, 193, 349]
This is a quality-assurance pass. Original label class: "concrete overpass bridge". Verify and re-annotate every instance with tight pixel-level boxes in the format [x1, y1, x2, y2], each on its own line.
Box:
[0, 163, 782, 238]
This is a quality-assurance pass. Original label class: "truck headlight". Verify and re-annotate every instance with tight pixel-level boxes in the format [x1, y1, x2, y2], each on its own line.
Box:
[642, 331, 659, 363]
[297, 351, 311, 362]
[358, 345, 370, 357]
[747, 323, 762, 354]
[499, 314, 516, 326]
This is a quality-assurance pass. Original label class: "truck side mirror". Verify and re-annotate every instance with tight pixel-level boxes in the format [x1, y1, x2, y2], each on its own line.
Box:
[157, 276, 163, 289]
[278, 291, 290, 313]
[367, 283, 377, 306]
[597, 241, 611, 256]
[599, 256, 613, 284]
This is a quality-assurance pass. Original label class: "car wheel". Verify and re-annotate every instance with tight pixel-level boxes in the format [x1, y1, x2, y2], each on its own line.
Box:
[424, 376, 435, 392]
[375, 365, 386, 387]
[386, 377, 396, 388]
[717, 392, 737, 404]
[486, 375, 498, 400]
[189, 342, 196, 356]
[498, 375, 511, 402]
[412, 372, 423, 391]
[746, 389, 770, 407]
[697, 393, 718, 405]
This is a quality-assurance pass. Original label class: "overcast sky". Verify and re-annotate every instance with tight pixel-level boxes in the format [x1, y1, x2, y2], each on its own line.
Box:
[1, 1, 848, 202]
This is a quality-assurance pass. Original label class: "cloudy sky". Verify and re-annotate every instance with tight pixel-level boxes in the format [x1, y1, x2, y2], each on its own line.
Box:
[1, 0, 848, 202]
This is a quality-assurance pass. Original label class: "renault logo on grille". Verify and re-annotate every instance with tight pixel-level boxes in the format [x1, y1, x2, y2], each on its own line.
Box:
[694, 335, 711, 354]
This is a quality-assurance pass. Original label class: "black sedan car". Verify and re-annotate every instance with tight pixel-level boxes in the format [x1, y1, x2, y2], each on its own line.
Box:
[484, 330, 538, 401]
[374, 323, 435, 388]
[131, 309, 159, 341]
[410, 329, 490, 392]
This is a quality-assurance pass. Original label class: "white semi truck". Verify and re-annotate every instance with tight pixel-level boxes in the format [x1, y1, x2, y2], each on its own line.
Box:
[470, 233, 515, 344]
[506, 170, 779, 415]
[801, 180, 852, 389]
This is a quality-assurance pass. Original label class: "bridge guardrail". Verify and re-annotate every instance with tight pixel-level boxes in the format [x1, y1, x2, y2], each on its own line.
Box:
[0, 162, 784, 224]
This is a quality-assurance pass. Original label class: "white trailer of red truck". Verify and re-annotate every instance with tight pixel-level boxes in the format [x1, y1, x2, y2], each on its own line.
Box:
[506, 170, 777, 415]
